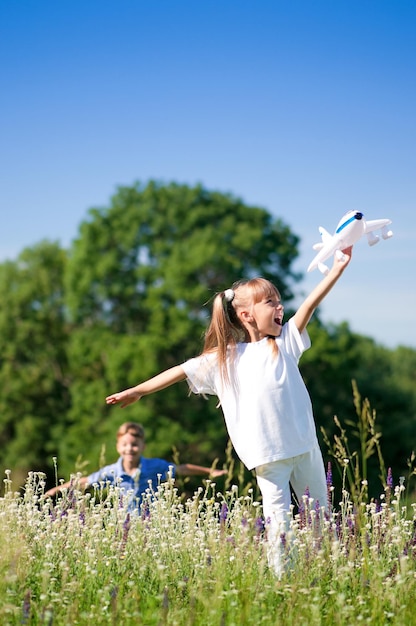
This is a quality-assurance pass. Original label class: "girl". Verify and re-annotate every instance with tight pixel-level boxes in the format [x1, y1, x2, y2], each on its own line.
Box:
[106, 247, 352, 574]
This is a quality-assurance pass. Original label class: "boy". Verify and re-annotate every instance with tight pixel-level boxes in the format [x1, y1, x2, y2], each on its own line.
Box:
[45, 421, 226, 509]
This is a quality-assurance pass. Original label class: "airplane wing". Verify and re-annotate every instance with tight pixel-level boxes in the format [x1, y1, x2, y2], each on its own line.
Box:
[307, 237, 341, 272]
[364, 218, 392, 234]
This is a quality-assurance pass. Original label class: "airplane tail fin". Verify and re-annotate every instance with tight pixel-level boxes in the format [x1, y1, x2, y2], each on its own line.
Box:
[318, 226, 332, 243]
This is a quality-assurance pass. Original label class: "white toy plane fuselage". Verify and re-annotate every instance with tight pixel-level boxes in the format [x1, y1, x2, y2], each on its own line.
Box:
[307, 210, 393, 274]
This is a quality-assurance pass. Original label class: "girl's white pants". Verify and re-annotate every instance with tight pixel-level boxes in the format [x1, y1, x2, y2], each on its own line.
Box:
[255, 444, 327, 577]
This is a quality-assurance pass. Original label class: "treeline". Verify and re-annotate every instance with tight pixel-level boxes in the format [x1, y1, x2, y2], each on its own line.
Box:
[1, 181, 415, 497]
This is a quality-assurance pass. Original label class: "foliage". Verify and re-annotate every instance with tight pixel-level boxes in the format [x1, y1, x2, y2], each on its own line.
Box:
[0, 242, 70, 477]
[1, 460, 416, 625]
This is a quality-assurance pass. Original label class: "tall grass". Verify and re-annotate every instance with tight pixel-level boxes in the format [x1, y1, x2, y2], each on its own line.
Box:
[1, 391, 416, 625]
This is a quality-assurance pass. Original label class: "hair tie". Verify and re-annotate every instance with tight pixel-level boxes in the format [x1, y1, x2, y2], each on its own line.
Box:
[224, 288, 235, 302]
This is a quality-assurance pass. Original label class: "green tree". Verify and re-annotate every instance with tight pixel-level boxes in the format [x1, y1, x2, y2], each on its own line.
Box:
[60, 180, 301, 477]
[301, 320, 416, 496]
[0, 242, 69, 484]
[351, 342, 416, 489]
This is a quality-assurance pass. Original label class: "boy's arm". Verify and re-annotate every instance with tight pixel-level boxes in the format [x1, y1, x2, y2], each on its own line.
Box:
[175, 463, 228, 478]
[293, 246, 352, 334]
[106, 365, 187, 408]
[44, 476, 88, 498]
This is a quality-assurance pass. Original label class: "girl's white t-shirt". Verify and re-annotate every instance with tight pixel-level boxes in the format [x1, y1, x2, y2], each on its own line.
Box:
[182, 318, 318, 470]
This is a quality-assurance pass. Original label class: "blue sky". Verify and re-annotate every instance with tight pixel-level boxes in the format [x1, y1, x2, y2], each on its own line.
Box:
[1, 0, 415, 348]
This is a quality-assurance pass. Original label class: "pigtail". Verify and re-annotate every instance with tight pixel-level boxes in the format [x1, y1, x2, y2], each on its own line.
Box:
[267, 336, 279, 359]
[203, 290, 243, 385]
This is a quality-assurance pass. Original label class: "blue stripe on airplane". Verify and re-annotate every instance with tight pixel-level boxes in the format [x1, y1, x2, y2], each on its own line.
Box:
[335, 215, 358, 234]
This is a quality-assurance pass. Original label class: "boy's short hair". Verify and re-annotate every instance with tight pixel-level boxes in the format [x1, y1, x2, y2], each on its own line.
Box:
[117, 422, 145, 440]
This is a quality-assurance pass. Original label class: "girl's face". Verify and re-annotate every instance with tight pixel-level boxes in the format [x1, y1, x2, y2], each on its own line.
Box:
[116, 432, 144, 466]
[233, 280, 284, 342]
[250, 292, 284, 339]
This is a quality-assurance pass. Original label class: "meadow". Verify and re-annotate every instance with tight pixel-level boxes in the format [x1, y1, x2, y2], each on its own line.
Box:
[1, 393, 416, 626]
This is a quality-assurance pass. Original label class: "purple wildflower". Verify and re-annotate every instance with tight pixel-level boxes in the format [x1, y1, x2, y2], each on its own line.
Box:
[123, 513, 131, 535]
[386, 468, 393, 507]
[141, 502, 151, 520]
[21, 590, 31, 624]
[298, 499, 305, 529]
[220, 503, 228, 524]
[79, 509, 86, 536]
[313, 499, 322, 536]
[387, 467, 393, 488]
[326, 462, 333, 515]
[120, 513, 131, 553]
[326, 462, 333, 486]
[302, 486, 313, 527]
[255, 516, 265, 537]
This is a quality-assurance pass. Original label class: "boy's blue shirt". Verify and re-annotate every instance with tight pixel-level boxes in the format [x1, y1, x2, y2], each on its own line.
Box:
[87, 456, 175, 509]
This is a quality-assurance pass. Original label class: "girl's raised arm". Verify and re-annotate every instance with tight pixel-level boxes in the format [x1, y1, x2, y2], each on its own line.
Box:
[292, 246, 352, 334]
[106, 365, 187, 408]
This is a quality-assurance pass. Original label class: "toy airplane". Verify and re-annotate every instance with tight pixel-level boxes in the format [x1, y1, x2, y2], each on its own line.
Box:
[307, 210, 393, 274]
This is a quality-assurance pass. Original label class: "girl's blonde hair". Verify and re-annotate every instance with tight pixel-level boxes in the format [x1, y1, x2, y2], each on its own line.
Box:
[203, 278, 280, 384]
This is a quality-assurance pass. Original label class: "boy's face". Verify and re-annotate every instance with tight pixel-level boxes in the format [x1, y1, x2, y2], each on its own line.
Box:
[116, 432, 145, 465]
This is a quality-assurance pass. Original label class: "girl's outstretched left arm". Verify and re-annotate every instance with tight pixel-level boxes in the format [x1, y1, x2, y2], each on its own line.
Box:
[293, 246, 352, 334]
